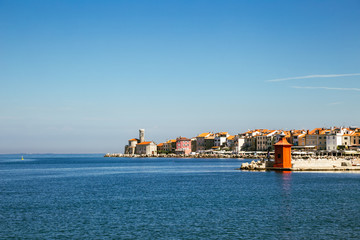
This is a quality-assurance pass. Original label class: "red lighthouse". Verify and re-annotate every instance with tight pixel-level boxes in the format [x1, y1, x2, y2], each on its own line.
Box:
[273, 133, 292, 169]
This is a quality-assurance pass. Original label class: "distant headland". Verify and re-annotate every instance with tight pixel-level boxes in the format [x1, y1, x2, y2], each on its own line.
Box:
[105, 127, 360, 161]
[104, 128, 360, 171]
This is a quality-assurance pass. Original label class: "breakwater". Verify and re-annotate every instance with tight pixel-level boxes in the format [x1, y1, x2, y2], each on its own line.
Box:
[240, 157, 360, 171]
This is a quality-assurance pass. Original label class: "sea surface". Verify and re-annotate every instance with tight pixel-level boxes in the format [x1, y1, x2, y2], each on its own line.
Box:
[1, 154, 360, 239]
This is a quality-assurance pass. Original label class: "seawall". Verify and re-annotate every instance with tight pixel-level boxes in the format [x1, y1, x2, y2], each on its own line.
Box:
[240, 157, 360, 171]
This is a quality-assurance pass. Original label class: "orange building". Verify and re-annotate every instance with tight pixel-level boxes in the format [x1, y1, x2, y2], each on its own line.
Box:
[273, 136, 293, 169]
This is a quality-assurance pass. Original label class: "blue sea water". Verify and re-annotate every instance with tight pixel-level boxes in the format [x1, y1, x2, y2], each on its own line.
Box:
[1, 154, 360, 239]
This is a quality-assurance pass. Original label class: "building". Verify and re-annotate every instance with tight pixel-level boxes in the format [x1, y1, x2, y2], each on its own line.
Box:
[256, 135, 267, 151]
[157, 143, 165, 153]
[175, 137, 192, 155]
[234, 135, 246, 153]
[135, 141, 157, 155]
[163, 141, 171, 152]
[163, 139, 176, 153]
[343, 134, 352, 148]
[191, 138, 197, 152]
[226, 135, 235, 149]
[124, 138, 139, 155]
[350, 132, 360, 150]
[244, 136, 256, 151]
[204, 133, 215, 150]
[214, 132, 229, 147]
[196, 132, 211, 151]
[292, 132, 306, 146]
[326, 133, 343, 151]
[305, 128, 330, 150]
[139, 129, 145, 143]
[326, 127, 353, 151]
[265, 130, 278, 151]
[124, 129, 157, 155]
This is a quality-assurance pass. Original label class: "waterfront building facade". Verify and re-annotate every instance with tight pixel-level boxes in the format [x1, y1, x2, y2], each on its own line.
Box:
[135, 141, 157, 155]
[163, 139, 176, 153]
[191, 138, 197, 152]
[305, 128, 330, 150]
[326, 133, 343, 151]
[205, 134, 215, 150]
[175, 137, 192, 155]
[292, 133, 306, 146]
[157, 143, 164, 153]
[244, 136, 256, 151]
[350, 132, 360, 150]
[124, 129, 158, 155]
[326, 127, 354, 151]
[256, 135, 267, 151]
[234, 135, 246, 153]
[214, 132, 229, 147]
[163, 141, 171, 152]
[343, 134, 352, 148]
[123, 127, 360, 155]
[226, 135, 235, 149]
[196, 132, 211, 151]
[125, 138, 139, 155]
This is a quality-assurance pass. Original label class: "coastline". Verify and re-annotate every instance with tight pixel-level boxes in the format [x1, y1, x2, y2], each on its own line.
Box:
[104, 152, 360, 172]
[104, 153, 265, 159]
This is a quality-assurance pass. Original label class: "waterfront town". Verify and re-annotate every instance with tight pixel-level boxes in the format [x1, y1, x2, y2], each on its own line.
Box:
[105, 127, 360, 158]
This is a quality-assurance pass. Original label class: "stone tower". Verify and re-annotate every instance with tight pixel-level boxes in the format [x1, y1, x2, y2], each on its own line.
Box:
[139, 129, 145, 143]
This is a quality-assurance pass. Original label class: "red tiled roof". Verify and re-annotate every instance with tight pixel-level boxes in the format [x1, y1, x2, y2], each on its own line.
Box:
[137, 141, 153, 145]
[197, 132, 210, 137]
[177, 137, 190, 141]
[309, 128, 323, 135]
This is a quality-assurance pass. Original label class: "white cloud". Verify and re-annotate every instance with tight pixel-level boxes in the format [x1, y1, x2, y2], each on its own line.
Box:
[267, 73, 360, 82]
[292, 86, 360, 91]
[328, 102, 343, 105]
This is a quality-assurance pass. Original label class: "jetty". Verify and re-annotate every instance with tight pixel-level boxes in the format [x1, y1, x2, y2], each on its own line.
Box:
[239, 158, 360, 171]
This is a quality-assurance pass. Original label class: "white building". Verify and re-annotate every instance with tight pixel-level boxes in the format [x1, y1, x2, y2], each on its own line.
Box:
[343, 134, 352, 148]
[135, 141, 157, 155]
[214, 132, 229, 147]
[326, 128, 354, 151]
[234, 135, 246, 153]
[326, 133, 343, 151]
[125, 138, 139, 155]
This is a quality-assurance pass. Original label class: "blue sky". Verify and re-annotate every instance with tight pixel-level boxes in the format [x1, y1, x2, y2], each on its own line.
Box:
[0, 0, 359, 153]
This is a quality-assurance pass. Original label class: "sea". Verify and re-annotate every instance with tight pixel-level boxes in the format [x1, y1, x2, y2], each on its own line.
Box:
[1, 154, 360, 239]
